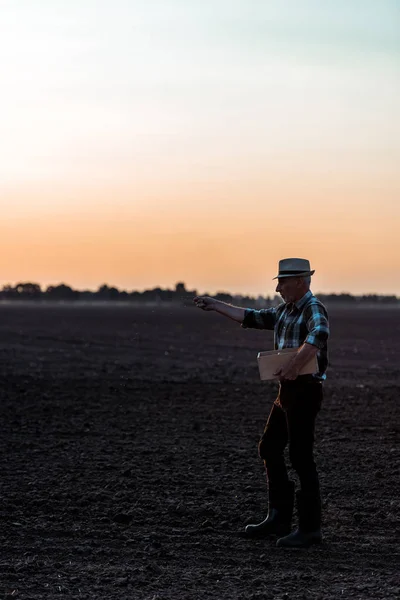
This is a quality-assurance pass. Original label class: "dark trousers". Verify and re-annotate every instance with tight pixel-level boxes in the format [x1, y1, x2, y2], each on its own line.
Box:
[258, 376, 323, 500]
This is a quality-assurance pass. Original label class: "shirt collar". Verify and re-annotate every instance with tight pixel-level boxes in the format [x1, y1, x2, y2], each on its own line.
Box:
[293, 289, 313, 311]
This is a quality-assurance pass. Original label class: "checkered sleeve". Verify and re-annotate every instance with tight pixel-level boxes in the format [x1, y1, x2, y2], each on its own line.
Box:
[241, 308, 277, 330]
[304, 303, 330, 349]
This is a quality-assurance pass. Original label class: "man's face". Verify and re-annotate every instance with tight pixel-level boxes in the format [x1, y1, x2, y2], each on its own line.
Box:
[275, 277, 302, 303]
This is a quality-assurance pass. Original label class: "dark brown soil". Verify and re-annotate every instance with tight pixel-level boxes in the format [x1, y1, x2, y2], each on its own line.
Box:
[0, 303, 399, 599]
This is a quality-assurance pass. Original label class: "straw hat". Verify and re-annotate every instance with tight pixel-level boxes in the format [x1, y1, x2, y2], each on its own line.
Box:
[273, 258, 315, 280]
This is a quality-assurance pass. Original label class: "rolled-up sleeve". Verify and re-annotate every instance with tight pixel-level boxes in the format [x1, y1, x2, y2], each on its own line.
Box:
[241, 308, 276, 330]
[305, 304, 330, 349]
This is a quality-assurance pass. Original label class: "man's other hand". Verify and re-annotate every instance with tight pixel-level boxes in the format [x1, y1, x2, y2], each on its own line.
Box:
[193, 296, 216, 311]
[274, 362, 300, 381]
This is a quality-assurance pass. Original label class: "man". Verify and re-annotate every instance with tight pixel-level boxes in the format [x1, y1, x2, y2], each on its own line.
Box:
[193, 258, 330, 548]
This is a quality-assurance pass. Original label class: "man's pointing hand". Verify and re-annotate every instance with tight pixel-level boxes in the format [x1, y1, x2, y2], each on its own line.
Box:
[193, 296, 216, 311]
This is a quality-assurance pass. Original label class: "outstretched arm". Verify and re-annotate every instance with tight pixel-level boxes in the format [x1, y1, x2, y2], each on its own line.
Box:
[193, 296, 246, 323]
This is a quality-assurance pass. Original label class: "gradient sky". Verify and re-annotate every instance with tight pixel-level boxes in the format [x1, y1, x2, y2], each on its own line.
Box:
[1, 0, 399, 296]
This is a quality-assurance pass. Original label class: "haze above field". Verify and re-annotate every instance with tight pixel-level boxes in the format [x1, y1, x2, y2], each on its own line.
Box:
[1, 1, 399, 296]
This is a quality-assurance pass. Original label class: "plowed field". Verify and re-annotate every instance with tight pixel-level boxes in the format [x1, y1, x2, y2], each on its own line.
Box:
[0, 304, 399, 599]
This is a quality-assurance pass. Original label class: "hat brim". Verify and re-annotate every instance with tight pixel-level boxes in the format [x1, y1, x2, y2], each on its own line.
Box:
[272, 270, 315, 280]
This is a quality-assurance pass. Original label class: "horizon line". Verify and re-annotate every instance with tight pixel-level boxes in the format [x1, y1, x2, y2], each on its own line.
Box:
[1, 281, 399, 300]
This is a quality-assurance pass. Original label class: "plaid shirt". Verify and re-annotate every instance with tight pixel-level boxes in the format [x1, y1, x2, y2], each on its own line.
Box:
[242, 290, 330, 379]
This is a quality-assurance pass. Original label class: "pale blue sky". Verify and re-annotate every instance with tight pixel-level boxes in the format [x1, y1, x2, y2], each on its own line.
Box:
[1, 0, 398, 187]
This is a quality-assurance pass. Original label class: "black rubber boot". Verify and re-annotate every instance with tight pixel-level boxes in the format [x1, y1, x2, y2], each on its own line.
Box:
[276, 490, 322, 548]
[245, 481, 295, 538]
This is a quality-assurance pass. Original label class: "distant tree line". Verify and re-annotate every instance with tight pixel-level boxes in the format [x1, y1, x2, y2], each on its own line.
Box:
[0, 282, 399, 306]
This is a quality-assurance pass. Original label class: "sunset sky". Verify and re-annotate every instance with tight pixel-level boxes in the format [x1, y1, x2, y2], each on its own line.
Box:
[1, 0, 399, 296]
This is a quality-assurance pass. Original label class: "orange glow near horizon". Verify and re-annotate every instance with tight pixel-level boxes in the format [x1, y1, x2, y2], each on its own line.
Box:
[1, 173, 399, 296]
